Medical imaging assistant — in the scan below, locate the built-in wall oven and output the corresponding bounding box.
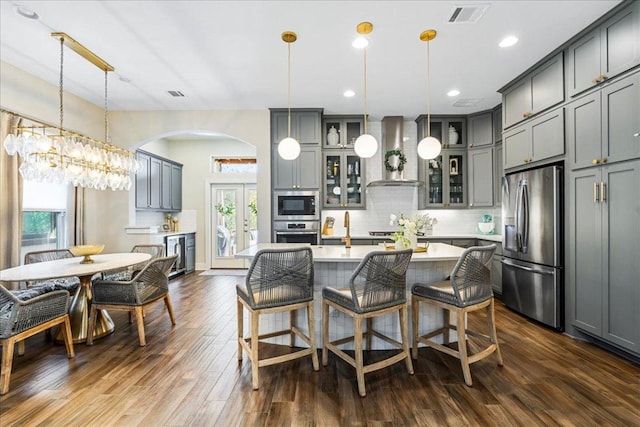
[273,221,320,245]
[273,191,319,221]
[166,235,186,278]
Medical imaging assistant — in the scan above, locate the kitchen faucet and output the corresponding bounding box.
[342,211,351,248]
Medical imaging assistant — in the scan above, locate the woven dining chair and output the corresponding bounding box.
[322,249,414,397]
[236,247,318,390]
[412,244,503,386]
[87,254,177,347]
[0,285,74,394]
[100,244,166,282]
[24,249,80,294]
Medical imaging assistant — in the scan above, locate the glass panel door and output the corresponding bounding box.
[428,156,444,205]
[211,184,256,268]
[324,154,342,207]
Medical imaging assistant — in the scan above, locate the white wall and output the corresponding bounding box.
[1,61,272,269]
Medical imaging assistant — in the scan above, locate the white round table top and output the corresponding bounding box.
[0,252,151,282]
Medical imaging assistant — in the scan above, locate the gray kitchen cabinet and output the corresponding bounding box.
[467,147,494,207]
[494,143,504,206]
[416,115,467,148]
[567,71,640,170]
[503,106,565,170]
[271,108,322,145]
[271,108,322,190]
[185,233,195,273]
[467,112,493,148]
[418,149,467,208]
[170,163,182,211]
[272,146,320,190]
[136,150,182,212]
[502,52,564,129]
[493,105,503,143]
[323,150,365,209]
[567,1,640,98]
[322,115,363,148]
[570,160,639,355]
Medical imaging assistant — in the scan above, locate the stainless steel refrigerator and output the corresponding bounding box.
[502,164,563,330]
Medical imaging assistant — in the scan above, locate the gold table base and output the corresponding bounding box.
[55,275,114,344]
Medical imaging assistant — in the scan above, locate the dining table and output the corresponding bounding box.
[0,252,151,344]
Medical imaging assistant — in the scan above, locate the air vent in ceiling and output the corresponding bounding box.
[453,98,483,107]
[448,4,489,23]
[168,90,185,97]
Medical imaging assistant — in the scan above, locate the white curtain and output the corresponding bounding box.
[0,112,23,269]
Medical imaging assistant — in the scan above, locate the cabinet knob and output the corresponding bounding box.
[469,203,474,207]
[592,77,599,84]
[522,112,532,118]
[633,132,639,137]
[598,74,607,82]
[600,157,606,164]
[592,158,599,165]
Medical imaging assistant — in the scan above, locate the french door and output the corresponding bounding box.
[211,184,257,268]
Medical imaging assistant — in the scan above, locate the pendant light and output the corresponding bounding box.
[353,22,378,159]
[277,31,301,160]
[417,29,442,160]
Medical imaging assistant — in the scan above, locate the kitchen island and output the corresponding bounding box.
[236,243,465,350]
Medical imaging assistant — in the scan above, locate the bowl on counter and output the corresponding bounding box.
[477,222,495,234]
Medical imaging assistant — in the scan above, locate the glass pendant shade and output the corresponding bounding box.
[277,136,301,160]
[354,134,378,158]
[417,136,442,160]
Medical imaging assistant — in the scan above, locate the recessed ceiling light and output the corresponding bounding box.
[499,36,518,48]
[343,90,355,98]
[14,5,39,20]
[352,36,369,49]
[447,89,460,97]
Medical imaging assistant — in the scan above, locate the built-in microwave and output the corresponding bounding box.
[273,190,319,221]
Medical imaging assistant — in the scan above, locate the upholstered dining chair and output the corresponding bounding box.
[322,249,414,397]
[24,249,80,294]
[411,244,502,386]
[236,247,318,390]
[0,285,74,395]
[100,244,166,282]
[86,254,177,347]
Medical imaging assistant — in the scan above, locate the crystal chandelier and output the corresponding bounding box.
[2,33,138,191]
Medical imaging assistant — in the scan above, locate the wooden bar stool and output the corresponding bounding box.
[236,247,319,390]
[412,244,503,386]
[322,249,414,397]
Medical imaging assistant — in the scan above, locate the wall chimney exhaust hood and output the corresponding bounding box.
[367,116,423,187]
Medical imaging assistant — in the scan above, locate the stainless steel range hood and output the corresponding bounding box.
[367,116,423,187]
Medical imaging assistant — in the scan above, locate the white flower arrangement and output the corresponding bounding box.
[389,213,437,248]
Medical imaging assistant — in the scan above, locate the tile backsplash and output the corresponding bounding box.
[323,186,501,236]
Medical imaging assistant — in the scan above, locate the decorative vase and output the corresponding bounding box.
[449,125,459,145]
[327,126,340,145]
[396,232,417,250]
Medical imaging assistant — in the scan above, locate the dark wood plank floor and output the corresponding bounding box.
[1,272,638,426]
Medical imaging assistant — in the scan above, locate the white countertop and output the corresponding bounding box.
[235,243,465,263]
[321,233,502,243]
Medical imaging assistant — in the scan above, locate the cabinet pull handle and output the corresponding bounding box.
[600,182,606,202]
[593,182,599,203]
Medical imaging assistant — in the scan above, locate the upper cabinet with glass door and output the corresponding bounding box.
[415,115,467,148]
[323,151,365,209]
[322,116,364,149]
[418,150,467,208]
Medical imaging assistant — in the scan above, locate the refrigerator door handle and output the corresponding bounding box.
[515,179,525,251]
[521,179,529,253]
[501,258,554,275]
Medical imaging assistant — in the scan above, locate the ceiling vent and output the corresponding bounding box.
[448,4,489,23]
[453,98,483,107]
[168,90,185,97]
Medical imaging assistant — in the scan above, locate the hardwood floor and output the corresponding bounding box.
[1,272,638,426]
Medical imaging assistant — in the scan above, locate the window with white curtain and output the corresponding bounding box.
[21,181,69,258]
